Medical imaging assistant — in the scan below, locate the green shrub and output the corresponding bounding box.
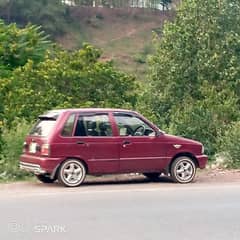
[134,44,153,64]
[0,119,32,181]
[134,54,146,64]
[96,13,104,20]
[165,85,239,157]
[4,45,138,125]
[216,121,240,168]
[86,17,102,29]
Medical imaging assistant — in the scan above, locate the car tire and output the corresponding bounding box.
[58,159,86,187]
[36,174,56,183]
[143,172,161,181]
[170,156,196,183]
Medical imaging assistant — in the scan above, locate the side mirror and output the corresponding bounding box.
[156,129,164,137]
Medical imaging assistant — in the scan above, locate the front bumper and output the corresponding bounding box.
[196,155,208,169]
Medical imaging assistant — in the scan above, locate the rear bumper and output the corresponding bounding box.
[20,154,63,175]
[20,162,46,175]
[196,155,208,169]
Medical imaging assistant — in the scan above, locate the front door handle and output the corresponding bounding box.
[76,141,86,145]
[122,141,131,147]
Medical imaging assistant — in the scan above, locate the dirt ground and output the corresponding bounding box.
[0,169,240,190]
[195,168,240,183]
[82,168,240,185]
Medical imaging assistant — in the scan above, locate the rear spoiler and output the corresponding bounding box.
[38,110,64,120]
[38,116,58,120]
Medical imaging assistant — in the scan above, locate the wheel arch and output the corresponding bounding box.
[51,157,89,180]
[167,152,199,174]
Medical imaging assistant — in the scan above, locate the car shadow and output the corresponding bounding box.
[32,175,175,188]
[82,175,174,186]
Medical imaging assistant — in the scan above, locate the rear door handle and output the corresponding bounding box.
[76,141,86,145]
[122,141,131,147]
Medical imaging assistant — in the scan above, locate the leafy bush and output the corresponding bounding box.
[216,121,240,168]
[86,16,102,29]
[3,44,138,124]
[96,13,104,20]
[0,120,32,181]
[0,0,71,37]
[134,54,146,64]
[0,97,3,154]
[145,0,240,159]
[0,20,51,70]
[134,44,153,64]
[168,85,240,156]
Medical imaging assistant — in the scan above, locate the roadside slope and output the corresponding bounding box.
[56,7,174,79]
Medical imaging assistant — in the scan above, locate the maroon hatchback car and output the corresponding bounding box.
[20,108,208,187]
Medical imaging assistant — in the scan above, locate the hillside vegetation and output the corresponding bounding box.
[0,1,175,78]
[57,7,173,78]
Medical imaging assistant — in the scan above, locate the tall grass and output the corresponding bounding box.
[216,121,240,168]
[0,119,32,182]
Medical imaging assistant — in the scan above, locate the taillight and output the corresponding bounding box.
[23,141,28,153]
[41,144,50,156]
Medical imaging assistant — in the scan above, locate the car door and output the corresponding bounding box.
[113,113,167,173]
[59,112,119,174]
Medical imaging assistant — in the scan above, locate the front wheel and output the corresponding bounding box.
[36,174,56,184]
[170,156,196,183]
[58,159,86,187]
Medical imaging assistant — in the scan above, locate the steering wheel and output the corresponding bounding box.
[123,125,134,136]
[133,125,146,136]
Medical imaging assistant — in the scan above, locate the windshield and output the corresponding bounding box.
[29,119,56,137]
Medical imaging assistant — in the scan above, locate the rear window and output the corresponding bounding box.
[29,119,56,137]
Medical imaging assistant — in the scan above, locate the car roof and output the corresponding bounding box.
[44,108,137,115]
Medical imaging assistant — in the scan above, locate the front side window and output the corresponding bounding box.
[114,114,155,137]
[74,114,112,137]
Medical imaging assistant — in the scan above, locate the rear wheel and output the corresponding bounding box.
[58,159,86,187]
[170,156,196,183]
[143,172,161,181]
[36,174,56,184]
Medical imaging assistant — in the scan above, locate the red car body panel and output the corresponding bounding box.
[20,108,208,177]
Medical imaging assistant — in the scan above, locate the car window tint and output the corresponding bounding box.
[74,117,87,136]
[74,114,112,137]
[114,114,155,136]
[61,114,75,137]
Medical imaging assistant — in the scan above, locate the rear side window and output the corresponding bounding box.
[74,114,112,137]
[30,119,56,137]
[61,114,76,137]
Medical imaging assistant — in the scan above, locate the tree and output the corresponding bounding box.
[160,0,172,10]
[0,19,51,70]
[0,0,70,36]
[145,0,240,155]
[0,96,3,154]
[0,20,137,126]
[3,44,138,124]
[217,121,240,168]
[0,20,51,150]
[168,84,239,155]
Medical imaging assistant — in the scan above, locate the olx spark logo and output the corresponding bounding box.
[34,224,67,233]
[8,222,67,233]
